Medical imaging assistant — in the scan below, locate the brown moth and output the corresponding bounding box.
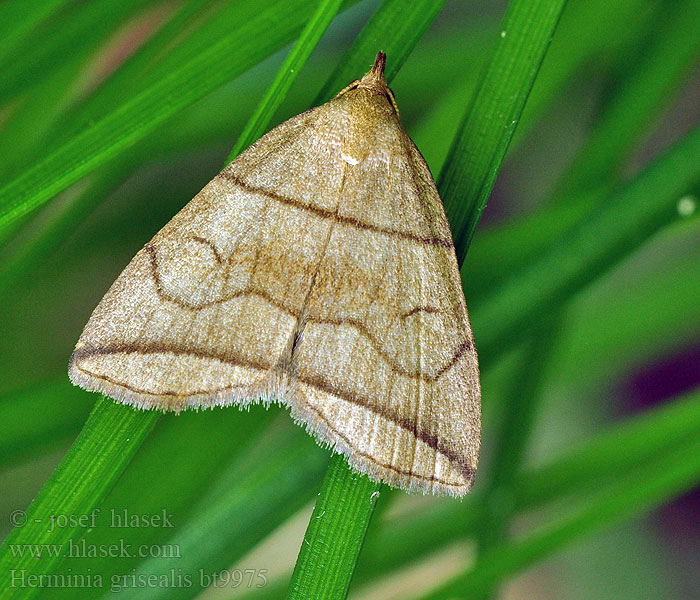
[69,52,481,497]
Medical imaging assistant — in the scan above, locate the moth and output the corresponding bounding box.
[70,52,481,497]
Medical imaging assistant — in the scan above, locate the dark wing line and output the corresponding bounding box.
[71,343,473,482]
[145,243,471,382]
[302,400,471,487]
[218,172,452,248]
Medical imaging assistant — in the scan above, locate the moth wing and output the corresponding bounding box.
[69,106,346,412]
[288,135,480,496]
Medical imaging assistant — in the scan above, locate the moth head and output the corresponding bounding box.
[334,51,400,119]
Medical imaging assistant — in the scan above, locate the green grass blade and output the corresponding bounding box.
[47,409,278,600]
[438,0,568,260]
[513,387,700,509]
[287,456,380,599]
[461,187,605,301]
[315,0,448,103]
[475,316,560,558]
[229,0,344,160]
[511,0,657,149]
[473,123,700,363]
[0,398,159,600]
[0,166,136,296]
[0,0,340,243]
[0,56,93,181]
[49,0,213,138]
[0,0,152,103]
[423,435,700,599]
[0,0,210,174]
[462,1,700,302]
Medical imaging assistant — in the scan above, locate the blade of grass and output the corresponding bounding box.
[438,0,568,260]
[461,187,606,301]
[48,412,279,600]
[0,164,140,297]
[0,0,355,244]
[287,456,380,599]
[423,434,700,599]
[0,379,92,468]
[462,0,700,303]
[474,316,560,556]
[358,386,700,588]
[0,398,159,600]
[472,123,700,365]
[0,0,153,104]
[510,0,657,149]
[109,422,328,600]
[0,0,204,173]
[0,54,97,181]
[0,0,69,68]
[315,0,448,103]
[52,0,213,132]
[229,0,344,159]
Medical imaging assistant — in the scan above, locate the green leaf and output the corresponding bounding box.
[554,0,700,195]
[0,0,213,176]
[112,422,328,600]
[0,379,92,468]
[315,0,448,103]
[472,122,700,364]
[353,387,700,589]
[474,316,561,559]
[511,0,657,148]
[0,0,152,103]
[0,0,70,68]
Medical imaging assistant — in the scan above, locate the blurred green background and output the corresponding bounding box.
[0,0,699,598]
